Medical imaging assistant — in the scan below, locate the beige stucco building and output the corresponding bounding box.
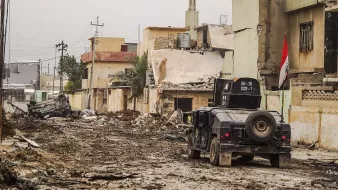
[71,37,137,113]
[226,0,338,90]
[139,27,190,57]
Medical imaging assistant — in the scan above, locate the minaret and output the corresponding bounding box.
[185,0,199,40]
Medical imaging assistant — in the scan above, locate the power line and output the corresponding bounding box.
[69,24,92,47]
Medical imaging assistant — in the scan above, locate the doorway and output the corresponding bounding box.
[174,98,193,112]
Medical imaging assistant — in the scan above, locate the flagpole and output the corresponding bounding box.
[279,33,288,123]
[281,84,285,122]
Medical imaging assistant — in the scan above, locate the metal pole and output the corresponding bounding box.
[37,59,41,90]
[88,37,95,109]
[281,85,285,122]
[0,0,6,141]
[88,17,104,109]
[60,41,64,93]
[53,45,56,94]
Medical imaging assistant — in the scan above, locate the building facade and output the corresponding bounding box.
[78,37,137,113]
[227,0,338,90]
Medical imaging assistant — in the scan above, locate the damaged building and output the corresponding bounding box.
[227,0,338,90]
[145,49,225,116]
[142,24,233,116]
[226,0,338,150]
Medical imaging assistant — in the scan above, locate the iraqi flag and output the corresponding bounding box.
[279,35,289,89]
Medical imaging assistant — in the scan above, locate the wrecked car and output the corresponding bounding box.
[187,78,292,168]
[28,94,73,119]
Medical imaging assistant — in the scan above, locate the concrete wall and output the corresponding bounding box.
[7,62,39,85]
[196,27,211,48]
[262,90,291,123]
[288,5,325,73]
[95,38,125,52]
[83,62,134,89]
[151,50,223,85]
[289,106,338,150]
[258,0,288,73]
[149,88,160,114]
[107,88,132,112]
[68,91,85,110]
[94,89,108,113]
[139,27,190,57]
[233,29,259,79]
[231,0,260,79]
[221,51,234,78]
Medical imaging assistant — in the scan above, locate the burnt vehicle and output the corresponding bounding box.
[28,94,73,119]
[187,78,291,168]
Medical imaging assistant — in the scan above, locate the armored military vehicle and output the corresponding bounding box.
[187,78,291,167]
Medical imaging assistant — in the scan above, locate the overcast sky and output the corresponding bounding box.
[8,0,232,73]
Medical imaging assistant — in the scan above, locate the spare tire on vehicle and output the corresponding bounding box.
[245,111,277,143]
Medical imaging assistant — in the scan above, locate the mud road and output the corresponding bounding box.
[1,113,337,190]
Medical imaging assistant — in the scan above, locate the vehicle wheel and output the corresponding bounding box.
[240,155,254,162]
[246,111,277,143]
[270,154,291,168]
[209,137,220,166]
[187,133,200,159]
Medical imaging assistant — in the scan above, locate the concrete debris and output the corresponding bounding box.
[19,135,40,148]
[168,110,182,124]
[82,115,98,121]
[80,109,96,117]
[151,75,217,91]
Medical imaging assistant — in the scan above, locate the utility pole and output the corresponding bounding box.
[53,45,57,95]
[37,59,41,90]
[56,40,68,93]
[87,17,104,109]
[52,66,56,96]
[0,0,6,141]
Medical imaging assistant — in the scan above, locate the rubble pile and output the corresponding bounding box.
[3,109,16,138]
[106,110,140,122]
[157,75,217,90]
[131,113,167,131]
[0,161,37,190]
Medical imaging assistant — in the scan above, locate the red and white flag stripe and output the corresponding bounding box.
[279,35,289,89]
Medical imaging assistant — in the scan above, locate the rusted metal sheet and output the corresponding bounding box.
[81,52,137,64]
